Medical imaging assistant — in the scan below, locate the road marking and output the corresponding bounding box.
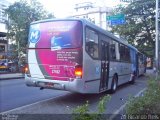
[109,88,146,120]
[0,93,68,114]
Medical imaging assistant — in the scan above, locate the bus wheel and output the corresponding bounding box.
[111,75,118,93]
[130,72,135,84]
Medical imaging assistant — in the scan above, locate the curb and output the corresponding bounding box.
[0,72,21,74]
[0,76,24,80]
[0,74,25,80]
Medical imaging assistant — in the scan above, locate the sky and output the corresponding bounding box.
[38,0,122,18]
[8,0,123,18]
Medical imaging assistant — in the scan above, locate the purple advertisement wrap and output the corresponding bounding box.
[28,20,83,81]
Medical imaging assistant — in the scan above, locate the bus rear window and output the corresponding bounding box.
[28,20,82,49]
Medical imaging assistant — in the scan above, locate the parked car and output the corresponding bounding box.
[0,59,9,71]
[0,59,18,72]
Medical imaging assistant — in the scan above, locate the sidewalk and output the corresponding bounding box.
[146,69,159,77]
[0,73,24,80]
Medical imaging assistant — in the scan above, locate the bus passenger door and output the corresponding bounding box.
[100,41,109,92]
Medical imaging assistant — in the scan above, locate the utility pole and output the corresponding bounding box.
[155,0,159,77]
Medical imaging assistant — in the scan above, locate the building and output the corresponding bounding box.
[0,0,10,58]
[69,2,113,31]
[68,0,133,30]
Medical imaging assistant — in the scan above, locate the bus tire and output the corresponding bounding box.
[111,74,118,93]
[130,72,135,84]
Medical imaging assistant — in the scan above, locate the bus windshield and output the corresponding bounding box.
[28,20,82,49]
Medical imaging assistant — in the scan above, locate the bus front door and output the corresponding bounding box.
[100,41,109,92]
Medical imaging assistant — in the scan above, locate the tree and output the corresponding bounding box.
[5,0,54,56]
[111,0,156,58]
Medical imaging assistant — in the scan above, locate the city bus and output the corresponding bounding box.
[25,18,139,94]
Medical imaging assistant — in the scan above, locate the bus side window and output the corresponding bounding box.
[119,44,125,61]
[110,41,116,60]
[85,27,99,59]
[110,44,116,60]
[110,41,120,61]
[125,47,131,62]
[115,42,120,60]
[119,44,131,62]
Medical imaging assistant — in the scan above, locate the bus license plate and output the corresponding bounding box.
[45,82,54,87]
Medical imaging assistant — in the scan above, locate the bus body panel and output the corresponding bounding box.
[82,51,101,93]
[109,62,132,85]
[27,48,82,80]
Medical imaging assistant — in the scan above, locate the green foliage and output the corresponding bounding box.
[110,0,156,58]
[5,0,54,55]
[73,101,90,114]
[125,76,160,114]
[97,95,111,114]
[73,95,111,120]
[73,101,93,120]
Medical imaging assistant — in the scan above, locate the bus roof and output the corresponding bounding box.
[30,18,137,51]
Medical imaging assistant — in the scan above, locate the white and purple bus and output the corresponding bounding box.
[25,18,139,93]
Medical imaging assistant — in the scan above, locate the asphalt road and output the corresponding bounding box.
[0,79,69,112]
[0,75,148,117]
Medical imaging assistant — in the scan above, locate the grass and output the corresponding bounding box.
[125,75,160,114]
[72,95,111,120]
[72,74,160,120]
